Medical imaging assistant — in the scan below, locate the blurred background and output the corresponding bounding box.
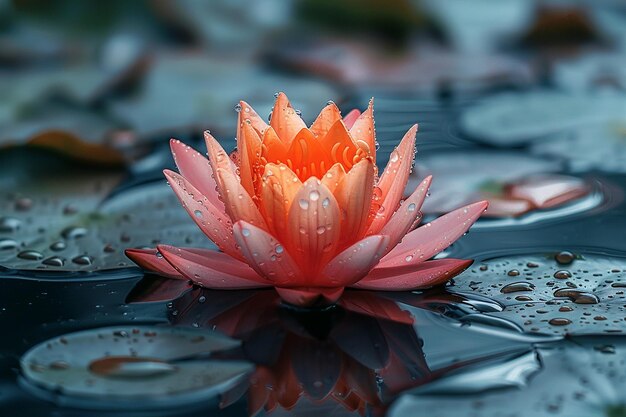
[2,0,625,163]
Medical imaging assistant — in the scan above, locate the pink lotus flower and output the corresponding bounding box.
[126,93,487,307]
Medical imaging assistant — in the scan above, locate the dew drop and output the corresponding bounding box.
[555,251,575,265]
[50,241,67,251]
[72,255,93,265]
[500,281,535,293]
[0,238,18,251]
[17,250,43,260]
[61,226,87,239]
[299,199,310,210]
[553,270,572,279]
[0,217,21,233]
[42,256,65,267]
[309,190,320,201]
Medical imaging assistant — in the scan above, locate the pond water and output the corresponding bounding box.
[2,91,626,417]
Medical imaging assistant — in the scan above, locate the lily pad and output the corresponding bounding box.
[408,150,596,219]
[273,39,533,93]
[20,325,251,410]
[449,252,626,335]
[421,0,533,52]
[532,122,626,174]
[390,336,626,417]
[460,91,626,147]
[0,149,215,275]
[553,53,626,92]
[109,54,338,138]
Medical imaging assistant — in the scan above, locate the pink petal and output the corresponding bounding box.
[286,178,341,277]
[348,99,375,157]
[215,168,268,230]
[275,287,344,307]
[125,248,183,279]
[379,175,432,253]
[322,235,389,287]
[157,245,271,289]
[232,221,304,286]
[368,124,418,234]
[163,169,244,261]
[169,139,224,211]
[352,258,472,290]
[343,109,361,130]
[506,174,589,208]
[237,100,269,136]
[379,201,488,268]
[204,131,238,175]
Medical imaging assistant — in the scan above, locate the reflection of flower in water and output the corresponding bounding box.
[148,287,507,416]
[126,93,487,307]
[168,289,424,415]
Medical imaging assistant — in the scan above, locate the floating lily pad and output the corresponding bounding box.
[390,336,626,417]
[0,149,215,275]
[421,0,533,52]
[20,325,251,410]
[532,122,626,174]
[553,53,626,92]
[449,252,626,335]
[110,54,338,138]
[408,150,596,219]
[460,91,626,146]
[273,39,533,93]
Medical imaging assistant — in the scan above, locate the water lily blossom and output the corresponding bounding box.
[126,93,488,307]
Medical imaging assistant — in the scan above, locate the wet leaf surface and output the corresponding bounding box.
[460,91,626,147]
[109,54,339,138]
[449,252,626,335]
[20,325,251,410]
[390,336,626,417]
[0,149,215,274]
